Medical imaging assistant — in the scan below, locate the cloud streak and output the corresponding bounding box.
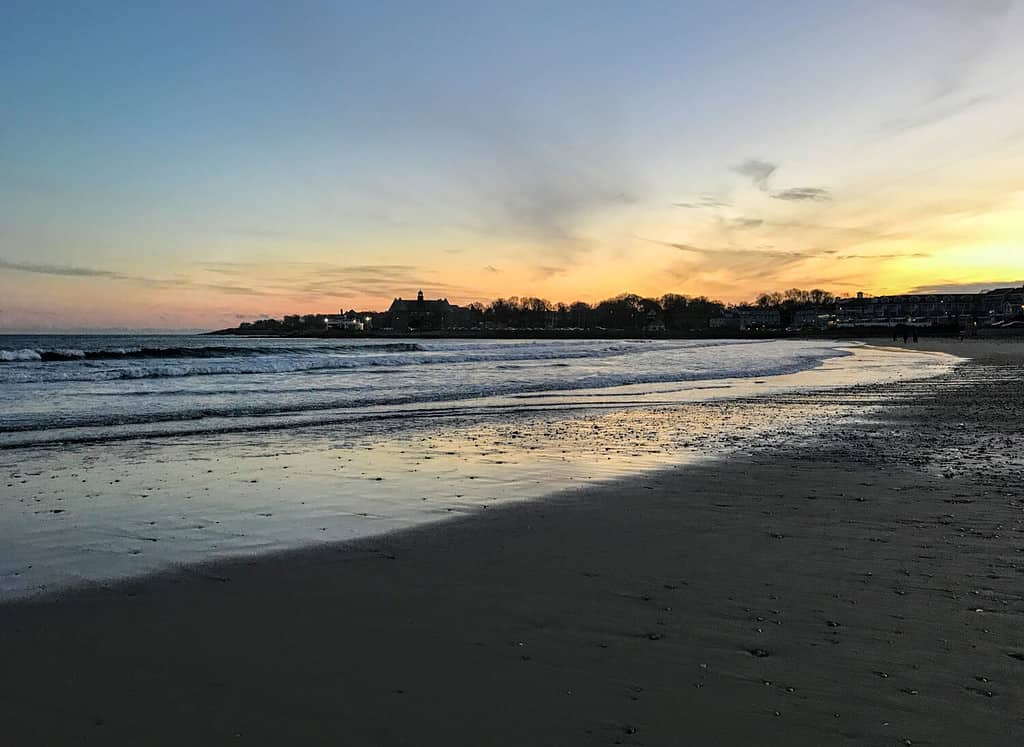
[729,159,832,204]
[673,194,733,209]
[0,256,477,302]
[832,251,930,260]
[657,241,808,260]
[908,279,1023,294]
[882,94,993,135]
[261,263,473,300]
[534,265,568,279]
[651,241,925,267]
[730,218,764,229]
[435,107,645,260]
[771,187,832,202]
[0,258,281,297]
[650,239,824,284]
[0,258,126,278]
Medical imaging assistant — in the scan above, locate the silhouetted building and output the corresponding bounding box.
[834,287,1024,328]
[739,306,781,330]
[706,286,1024,333]
[710,306,781,331]
[792,309,832,330]
[385,290,470,331]
[979,286,1024,325]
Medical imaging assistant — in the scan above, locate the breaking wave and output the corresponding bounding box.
[0,349,43,362]
[0,342,424,363]
[0,347,851,445]
[0,341,662,383]
[0,335,866,449]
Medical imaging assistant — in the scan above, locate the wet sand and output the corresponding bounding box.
[1,342,1022,745]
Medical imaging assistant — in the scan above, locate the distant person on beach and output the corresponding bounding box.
[903,329,909,343]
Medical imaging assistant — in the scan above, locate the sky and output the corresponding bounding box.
[1,0,1022,331]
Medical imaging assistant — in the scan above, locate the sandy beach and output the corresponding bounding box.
[6,1,1023,743]
[1,339,1022,745]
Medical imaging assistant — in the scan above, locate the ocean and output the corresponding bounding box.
[2,336,856,445]
[0,335,957,599]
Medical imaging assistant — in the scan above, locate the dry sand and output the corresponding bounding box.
[1,340,1022,745]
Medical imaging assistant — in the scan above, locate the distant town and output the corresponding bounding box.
[215,285,1024,338]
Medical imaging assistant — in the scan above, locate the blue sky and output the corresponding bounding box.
[1,1,1022,329]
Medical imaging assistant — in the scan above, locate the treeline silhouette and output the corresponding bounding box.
[753,288,838,309]
[465,293,726,331]
[468,288,839,330]
[234,288,840,333]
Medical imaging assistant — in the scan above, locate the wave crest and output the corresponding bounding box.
[0,349,43,362]
[1,342,425,363]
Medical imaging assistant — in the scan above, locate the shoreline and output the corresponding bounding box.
[2,346,1022,744]
[205,327,1024,343]
[0,343,956,602]
[0,341,949,454]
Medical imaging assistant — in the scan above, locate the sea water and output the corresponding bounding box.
[0,336,957,599]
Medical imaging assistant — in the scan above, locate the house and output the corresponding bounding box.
[384,291,464,331]
[737,306,781,331]
[834,287,1024,328]
[324,313,363,331]
[643,309,666,332]
[979,286,1024,323]
[709,315,742,331]
[791,308,832,330]
[709,307,781,332]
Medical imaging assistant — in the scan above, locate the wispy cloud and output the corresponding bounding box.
[730,217,764,229]
[655,238,929,268]
[0,256,469,301]
[881,94,993,135]
[729,160,832,204]
[218,227,314,241]
[266,263,471,300]
[908,279,1023,294]
[534,265,568,279]
[657,241,808,260]
[764,220,906,242]
[663,259,806,286]
[197,282,271,296]
[646,241,814,285]
[438,108,644,259]
[771,187,832,202]
[900,0,1013,100]
[673,194,733,209]
[832,251,930,260]
[732,159,777,191]
[0,258,126,278]
[878,0,1011,142]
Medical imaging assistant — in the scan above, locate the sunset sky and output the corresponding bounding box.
[2,1,1022,331]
